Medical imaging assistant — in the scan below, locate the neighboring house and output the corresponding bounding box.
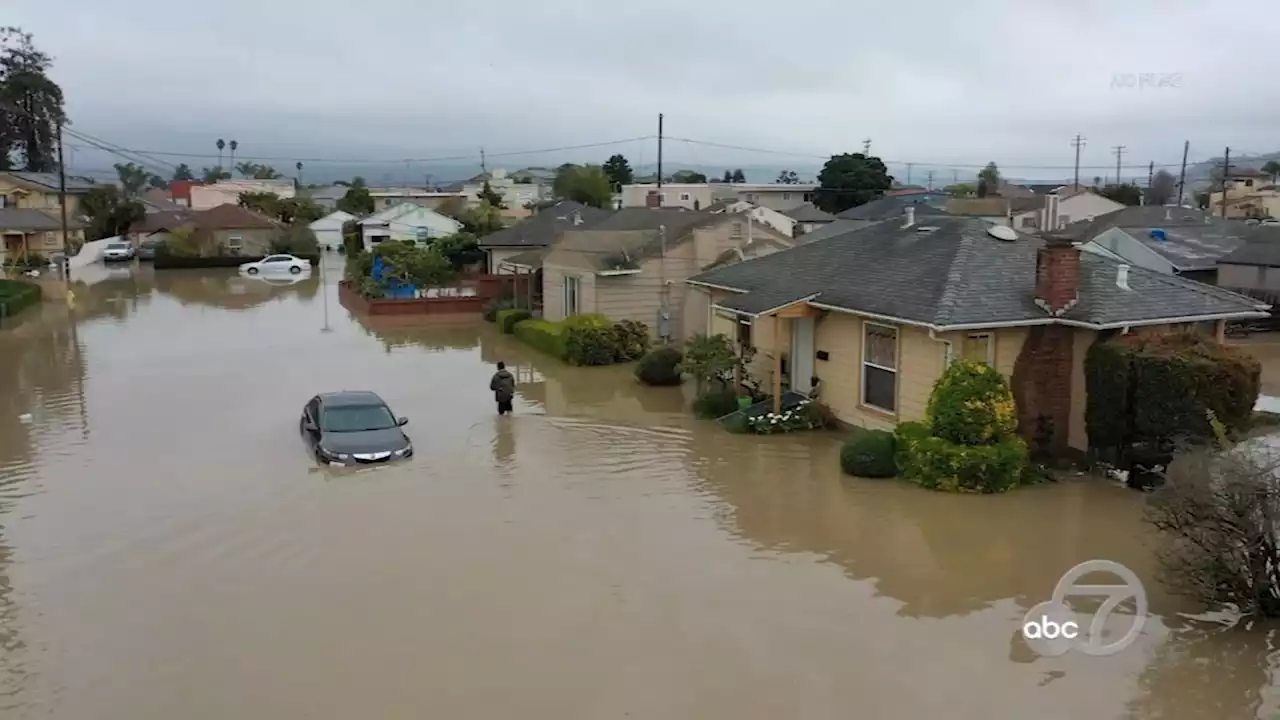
[838,196,954,231]
[620,183,715,210]
[368,187,469,213]
[168,179,202,207]
[0,172,95,259]
[1065,206,1256,284]
[705,199,796,237]
[461,168,548,219]
[1009,188,1126,232]
[358,201,463,251]
[304,185,352,212]
[479,200,610,274]
[309,210,357,250]
[541,208,794,342]
[189,179,296,210]
[1209,171,1280,219]
[685,216,1267,455]
[143,203,280,256]
[1215,228,1280,300]
[716,183,818,212]
[140,188,187,213]
[0,208,85,263]
[783,203,837,236]
[944,197,1012,224]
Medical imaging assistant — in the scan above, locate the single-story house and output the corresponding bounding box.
[358,201,463,251]
[783,203,837,237]
[837,195,954,231]
[189,179,296,211]
[1208,227,1280,301]
[309,210,357,250]
[1064,206,1260,284]
[1008,187,1126,232]
[685,215,1268,455]
[0,207,85,263]
[541,208,794,342]
[478,200,610,274]
[704,199,796,237]
[303,185,351,212]
[142,203,279,256]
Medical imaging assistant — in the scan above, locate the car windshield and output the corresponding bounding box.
[322,404,397,432]
[107,243,127,250]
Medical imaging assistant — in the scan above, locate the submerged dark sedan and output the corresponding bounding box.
[300,391,412,466]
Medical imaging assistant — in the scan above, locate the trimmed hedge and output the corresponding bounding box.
[483,296,524,322]
[561,313,610,330]
[0,279,42,318]
[636,347,683,386]
[693,388,739,419]
[840,428,897,478]
[565,324,618,365]
[496,308,532,334]
[895,421,1028,493]
[926,359,1017,445]
[1085,333,1261,458]
[513,318,567,359]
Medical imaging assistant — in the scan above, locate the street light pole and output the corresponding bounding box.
[320,251,332,333]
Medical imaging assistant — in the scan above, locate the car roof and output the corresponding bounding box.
[317,390,386,407]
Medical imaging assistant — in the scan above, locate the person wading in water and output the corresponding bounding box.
[489,361,516,415]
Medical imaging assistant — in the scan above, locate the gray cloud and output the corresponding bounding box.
[8,0,1280,180]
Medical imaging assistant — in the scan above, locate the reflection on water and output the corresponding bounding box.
[0,267,1276,718]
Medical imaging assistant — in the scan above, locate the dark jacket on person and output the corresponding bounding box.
[489,369,516,402]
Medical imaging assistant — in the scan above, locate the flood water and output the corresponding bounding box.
[1,261,1278,719]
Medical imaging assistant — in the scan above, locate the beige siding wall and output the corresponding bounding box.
[595,241,694,339]
[1219,262,1280,290]
[540,263,596,322]
[487,247,531,274]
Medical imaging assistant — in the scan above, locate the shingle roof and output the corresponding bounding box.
[477,201,610,247]
[0,207,65,231]
[836,196,954,221]
[782,203,836,223]
[549,209,778,272]
[501,248,547,269]
[1217,227,1280,267]
[1061,206,1260,271]
[689,217,1266,328]
[794,218,872,243]
[194,203,278,230]
[3,171,97,193]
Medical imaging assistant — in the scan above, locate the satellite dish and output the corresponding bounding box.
[987,225,1019,242]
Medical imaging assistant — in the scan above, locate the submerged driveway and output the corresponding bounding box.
[0,264,1275,719]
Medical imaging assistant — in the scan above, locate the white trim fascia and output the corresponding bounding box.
[686,278,749,293]
[597,268,642,276]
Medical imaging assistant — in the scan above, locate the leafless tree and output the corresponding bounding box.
[1146,442,1280,617]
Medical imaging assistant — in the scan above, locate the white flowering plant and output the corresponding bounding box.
[744,400,825,434]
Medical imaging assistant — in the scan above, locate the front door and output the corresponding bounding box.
[790,316,815,394]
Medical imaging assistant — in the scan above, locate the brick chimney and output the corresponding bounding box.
[1034,232,1080,316]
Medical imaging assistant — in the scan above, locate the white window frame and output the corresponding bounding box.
[861,322,898,413]
[226,235,244,251]
[782,192,791,201]
[563,275,581,316]
[947,332,994,365]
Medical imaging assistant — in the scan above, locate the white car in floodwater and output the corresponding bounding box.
[239,254,311,276]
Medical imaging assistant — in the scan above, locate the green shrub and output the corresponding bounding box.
[926,358,1017,445]
[892,421,932,471]
[564,324,618,365]
[496,308,532,334]
[635,347,684,386]
[895,423,1028,493]
[482,295,526,322]
[562,313,610,330]
[693,388,740,419]
[840,428,897,477]
[612,320,650,361]
[513,319,567,359]
[744,402,826,434]
[0,279,42,317]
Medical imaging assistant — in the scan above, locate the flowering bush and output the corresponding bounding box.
[926,359,1017,445]
[894,422,1027,493]
[744,401,826,434]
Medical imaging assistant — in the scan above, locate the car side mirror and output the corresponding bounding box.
[397,417,409,426]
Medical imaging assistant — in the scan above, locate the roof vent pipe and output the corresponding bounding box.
[1117,263,1131,290]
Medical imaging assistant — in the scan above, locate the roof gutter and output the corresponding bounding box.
[711,303,761,319]
[686,278,750,294]
[808,300,1269,332]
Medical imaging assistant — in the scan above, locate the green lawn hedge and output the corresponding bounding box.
[496,308,532,334]
[894,421,1027,493]
[0,279,42,318]
[636,347,683,386]
[840,428,897,477]
[513,318,567,359]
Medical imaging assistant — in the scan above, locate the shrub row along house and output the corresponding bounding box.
[683,212,1268,456]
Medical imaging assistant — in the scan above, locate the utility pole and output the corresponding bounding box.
[952,170,959,186]
[657,223,669,344]
[1071,134,1086,188]
[479,148,486,175]
[1176,140,1189,207]
[862,138,871,155]
[656,113,664,190]
[926,170,934,191]
[56,120,70,278]
[1221,147,1231,218]
[320,250,332,333]
[1112,145,1126,185]
[905,163,913,185]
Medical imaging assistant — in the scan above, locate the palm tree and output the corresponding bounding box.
[295,161,303,186]
[216,138,225,168]
[1262,160,1280,185]
[229,140,238,171]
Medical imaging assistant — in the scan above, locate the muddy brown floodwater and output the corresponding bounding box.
[0,263,1277,719]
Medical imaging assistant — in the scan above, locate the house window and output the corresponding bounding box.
[563,275,581,316]
[862,323,897,412]
[961,333,993,364]
[803,192,814,202]
[1246,179,1254,187]
[1022,215,1038,229]
[782,192,791,201]
[737,318,752,350]
[227,235,243,252]
[0,195,6,208]
[730,222,744,239]
[680,192,691,201]
[746,193,757,202]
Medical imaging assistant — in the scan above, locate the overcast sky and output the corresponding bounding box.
[7,0,1279,181]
